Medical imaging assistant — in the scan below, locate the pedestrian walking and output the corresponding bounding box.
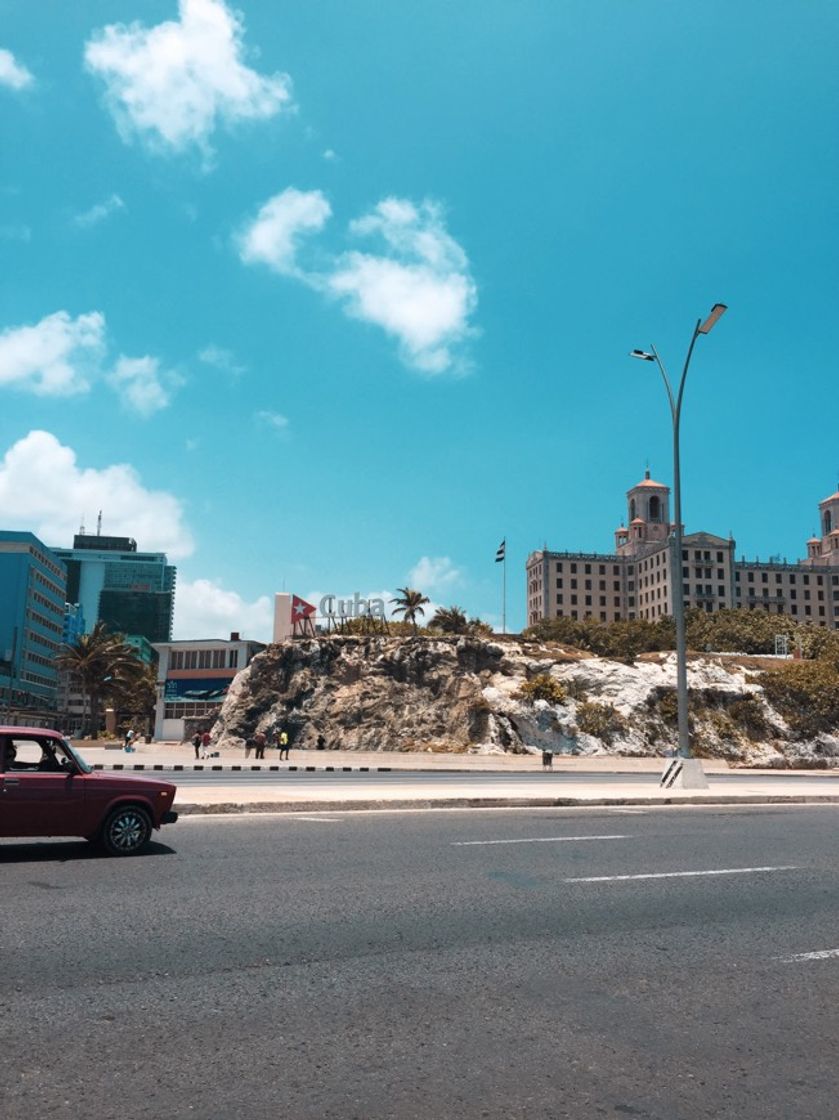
[192,731,201,760]
[254,730,267,760]
[316,732,326,751]
[201,730,211,759]
[277,729,290,760]
[542,749,553,771]
[124,728,135,752]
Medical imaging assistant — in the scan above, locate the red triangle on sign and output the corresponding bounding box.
[292,595,316,619]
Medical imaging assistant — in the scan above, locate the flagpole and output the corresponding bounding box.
[502,542,507,635]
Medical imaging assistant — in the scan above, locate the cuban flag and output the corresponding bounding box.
[292,595,316,620]
[495,539,506,563]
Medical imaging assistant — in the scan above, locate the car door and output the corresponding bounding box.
[0,736,85,837]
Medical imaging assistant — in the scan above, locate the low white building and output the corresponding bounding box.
[152,633,266,741]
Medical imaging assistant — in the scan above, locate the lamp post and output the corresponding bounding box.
[630,303,727,760]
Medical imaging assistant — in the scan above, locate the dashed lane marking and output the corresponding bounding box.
[777,948,839,963]
[452,834,629,846]
[564,865,799,883]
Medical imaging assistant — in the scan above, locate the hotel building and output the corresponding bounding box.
[526,473,839,630]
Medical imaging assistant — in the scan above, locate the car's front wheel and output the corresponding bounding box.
[99,805,152,856]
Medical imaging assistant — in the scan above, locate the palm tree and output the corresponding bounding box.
[429,606,469,634]
[57,621,145,738]
[390,587,431,635]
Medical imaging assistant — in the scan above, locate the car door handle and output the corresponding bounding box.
[3,777,20,785]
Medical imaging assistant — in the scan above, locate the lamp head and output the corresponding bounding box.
[698,303,727,334]
[629,349,656,362]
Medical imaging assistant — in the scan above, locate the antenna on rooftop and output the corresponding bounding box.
[79,515,86,535]
[96,511,102,536]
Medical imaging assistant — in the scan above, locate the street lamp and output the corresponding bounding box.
[630,304,727,763]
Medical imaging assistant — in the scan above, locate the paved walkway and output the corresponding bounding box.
[73,741,839,814]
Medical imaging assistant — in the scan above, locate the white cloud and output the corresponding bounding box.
[407,555,462,594]
[0,310,105,395]
[174,578,273,640]
[238,190,478,374]
[322,148,337,161]
[198,343,246,377]
[0,430,194,558]
[0,48,34,91]
[255,409,289,433]
[237,187,331,275]
[327,199,477,374]
[84,0,293,157]
[74,193,125,228]
[108,355,182,416]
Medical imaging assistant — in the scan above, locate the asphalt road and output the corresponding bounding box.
[2,805,839,1119]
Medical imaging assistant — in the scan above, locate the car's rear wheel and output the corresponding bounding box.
[99,805,152,856]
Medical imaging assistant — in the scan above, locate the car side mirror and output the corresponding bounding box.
[60,758,76,774]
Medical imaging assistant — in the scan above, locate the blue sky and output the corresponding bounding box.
[1,0,837,639]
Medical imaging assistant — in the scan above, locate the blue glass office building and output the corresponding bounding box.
[0,531,67,712]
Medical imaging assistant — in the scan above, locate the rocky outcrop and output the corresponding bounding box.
[210,635,839,767]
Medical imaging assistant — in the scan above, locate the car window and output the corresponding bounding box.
[6,737,64,771]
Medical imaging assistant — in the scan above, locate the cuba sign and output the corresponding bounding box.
[319,593,387,620]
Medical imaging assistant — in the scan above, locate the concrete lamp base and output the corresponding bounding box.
[660,757,709,791]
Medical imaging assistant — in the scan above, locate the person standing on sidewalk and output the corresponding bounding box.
[254,730,267,760]
[192,731,201,760]
[542,749,553,771]
[201,730,211,758]
[277,729,290,760]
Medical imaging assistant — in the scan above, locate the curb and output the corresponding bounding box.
[174,794,839,815]
[94,763,395,773]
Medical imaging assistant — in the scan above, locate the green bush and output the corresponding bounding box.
[726,695,770,740]
[519,674,568,705]
[760,661,839,738]
[576,700,627,745]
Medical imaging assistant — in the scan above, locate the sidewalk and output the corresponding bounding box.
[77,741,742,773]
[73,742,839,814]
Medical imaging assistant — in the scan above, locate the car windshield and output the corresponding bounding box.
[61,738,93,774]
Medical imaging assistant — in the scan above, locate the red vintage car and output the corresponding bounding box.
[0,726,177,855]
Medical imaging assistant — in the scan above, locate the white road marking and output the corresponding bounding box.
[777,948,839,963]
[178,812,343,822]
[564,865,799,883]
[452,834,629,846]
[292,816,344,823]
[609,809,647,815]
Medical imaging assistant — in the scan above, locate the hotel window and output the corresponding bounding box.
[556,578,563,588]
[599,565,605,575]
[716,552,723,562]
[791,605,798,615]
[612,565,619,575]
[790,589,797,600]
[599,580,606,590]
[599,596,606,607]
[571,611,578,620]
[718,586,724,597]
[614,597,620,608]
[805,606,812,615]
[228,649,239,668]
[570,563,577,573]
[761,572,768,583]
[820,606,826,616]
[613,581,620,591]
[748,572,754,582]
[585,595,592,606]
[600,612,607,621]
[556,595,563,605]
[584,564,591,574]
[571,595,578,605]
[571,578,577,589]
[585,579,592,590]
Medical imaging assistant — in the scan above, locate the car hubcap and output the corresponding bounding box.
[111,812,144,850]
